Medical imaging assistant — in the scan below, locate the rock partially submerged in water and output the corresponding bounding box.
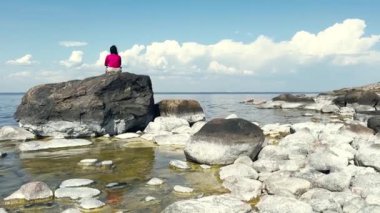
[273,93,315,103]
[162,194,252,213]
[185,118,264,165]
[19,139,92,151]
[173,185,194,193]
[158,99,205,124]
[54,187,100,200]
[15,73,155,137]
[4,181,53,204]
[79,198,106,210]
[0,126,35,141]
[59,179,94,188]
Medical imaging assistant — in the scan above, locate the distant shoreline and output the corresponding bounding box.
[0,92,321,95]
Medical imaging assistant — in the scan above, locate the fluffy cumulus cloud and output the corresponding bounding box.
[6,54,35,65]
[60,50,84,68]
[59,41,88,47]
[90,19,380,76]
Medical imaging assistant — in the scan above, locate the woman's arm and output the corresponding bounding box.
[104,55,108,67]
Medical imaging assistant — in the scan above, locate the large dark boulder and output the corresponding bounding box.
[368,116,380,133]
[15,73,155,137]
[272,93,314,103]
[158,99,205,124]
[333,91,380,108]
[184,118,264,165]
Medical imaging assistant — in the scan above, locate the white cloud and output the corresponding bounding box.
[84,19,379,76]
[59,51,84,68]
[95,51,109,66]
[59,41,88,47]
[6,54,35,65]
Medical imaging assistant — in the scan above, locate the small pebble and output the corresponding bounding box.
[60,179,94,188]
[147,178,164,186]
[78,159,98,166]
[106,182,127,189]
[174,185,194,193]
[100,160,114,168]
[169,160,190,169]
[303,113,313,117]
[145,196,156,202]
[200,164,211,169]
[79,198,105,210]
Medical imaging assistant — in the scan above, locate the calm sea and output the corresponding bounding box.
[0,92,319,127]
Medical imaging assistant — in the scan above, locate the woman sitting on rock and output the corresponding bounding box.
[104,45,122,74]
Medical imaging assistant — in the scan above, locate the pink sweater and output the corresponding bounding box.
[105,54,121,68]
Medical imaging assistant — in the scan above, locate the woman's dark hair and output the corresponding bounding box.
[110,45,118,54]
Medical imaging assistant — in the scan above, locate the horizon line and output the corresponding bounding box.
[0,91,322,95]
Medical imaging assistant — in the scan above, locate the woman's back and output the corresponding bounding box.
[105,54,121,68]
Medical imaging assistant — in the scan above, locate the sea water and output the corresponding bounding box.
[0,92,321,212]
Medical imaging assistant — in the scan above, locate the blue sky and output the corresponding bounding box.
[1,0,380,92]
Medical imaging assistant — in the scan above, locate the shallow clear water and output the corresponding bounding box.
[0,93,326,212]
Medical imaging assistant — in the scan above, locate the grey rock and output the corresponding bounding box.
[147,177,164,186]
[173,185,194,193]
[343,197,366,213]
[351,173,380,198]
[190,121,206,135]
[219,163,258,180]
[162,194,252,213]
[308,150,348,172]
[222,176,262,201]
[257,195,313,213]
[368,116,380,133]
[19,139,92,152]
[59,179,94,188]
[15,73,155,137]
[144,117,189,133]
[272,93,315,103]
[314,170,352,192]
[233,155,254,167]
[169,160,189,169]
[321,104,340,113]
[158,99,205,124]
[54,187,100,200]
[145,196,156,202]
[4,181,53,201]
[356,144,380,171]
[185,118,264,165]
[265,177,311,197]
[78,159,98,166]
[79,198,105,210]
[0,126,35,141]
[252,159,280,173]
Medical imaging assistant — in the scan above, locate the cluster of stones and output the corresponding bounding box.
[3,179,105,212]
[162,118,380,212]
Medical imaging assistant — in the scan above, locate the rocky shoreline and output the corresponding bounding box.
[1,76,380,212]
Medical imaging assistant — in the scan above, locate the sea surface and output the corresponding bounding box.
[0,92,323,212]
[0,92,318,127]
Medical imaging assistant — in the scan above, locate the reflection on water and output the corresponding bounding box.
[0,139,225,212]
